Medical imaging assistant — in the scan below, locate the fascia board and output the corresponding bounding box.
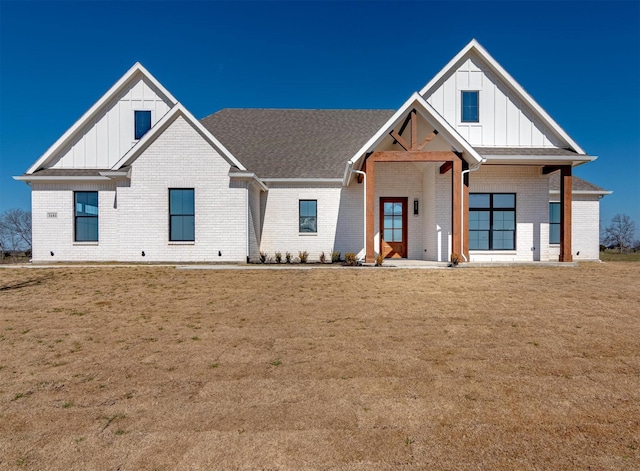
[550,190,613,195]
[414,94,484,164]
[420,40,586,155]
[342,94,421,185]
[262,178,343,183]
[13,175,111,182]
[342,92,485,186]
[26,63,178,175]
[228,171,268,191]
[482,155,597,165]
[419,39,479,96]
[112,104,247,171]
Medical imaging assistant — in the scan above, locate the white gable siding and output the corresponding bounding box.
[49,76,172,170]
[424,55,564,148]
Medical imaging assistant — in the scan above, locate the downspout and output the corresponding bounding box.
[246,183,250,264]
[349,162,367,262]
[460,161,484,262]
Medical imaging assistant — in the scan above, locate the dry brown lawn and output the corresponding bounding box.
[0,263,639,470]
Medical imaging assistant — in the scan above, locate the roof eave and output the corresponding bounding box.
[13,175,111,182]
[228,170,268,191]
[550,190,613,196]
[112,104,247,171]
[482,155,597,166]
[343,92,485,186]
[26,62,178,175]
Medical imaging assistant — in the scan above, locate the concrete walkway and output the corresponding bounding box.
[1,260,579,270]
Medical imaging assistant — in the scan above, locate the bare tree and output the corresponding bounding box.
[602,214,636,252]
[0,209,32,255]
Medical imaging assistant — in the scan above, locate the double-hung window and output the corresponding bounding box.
[75,191,98,242]
[169,189,195,241]
[469,193,516,250]
[461,91,479,123]
[299,200,317,233]
[549,202,561,244]
[134,110,152,140]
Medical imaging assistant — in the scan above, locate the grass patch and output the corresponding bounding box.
[600,250,640,262]
[0,264,638,469]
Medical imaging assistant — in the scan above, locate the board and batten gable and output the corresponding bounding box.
[423,52,566,149]
[47,76,172,169]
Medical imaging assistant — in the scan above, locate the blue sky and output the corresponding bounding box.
[1,1,639,236]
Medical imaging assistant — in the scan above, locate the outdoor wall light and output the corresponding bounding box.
[141,251,145,257]
[414,199,419,215]
[50,251,54,257]
[218,251,222,257]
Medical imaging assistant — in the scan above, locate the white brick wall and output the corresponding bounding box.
[548,194,601,261]
[374,162,427,260]
[468,166,548,262]
[259,182,364,261]
[31,115,249,263]
[32,182,121,262]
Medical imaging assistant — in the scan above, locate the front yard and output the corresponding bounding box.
[0,263,638,470]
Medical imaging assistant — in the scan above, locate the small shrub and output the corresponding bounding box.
[450,253,461,266]
[274,252,282,264]
[344,252,358,266]
[319,251,326,263]
[259,251,267,264]
[299,251,309,264]
[331,250,341,263]
[375,252,384,266]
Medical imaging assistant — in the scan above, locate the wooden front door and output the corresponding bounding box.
[380,197,408,258]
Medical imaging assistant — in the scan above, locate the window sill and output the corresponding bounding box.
[299,232,318,236]
[169,241,195,245]
[470,250,516,254]
[74,242,98,246]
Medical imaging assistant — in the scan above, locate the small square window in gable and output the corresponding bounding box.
[134,110,152,140]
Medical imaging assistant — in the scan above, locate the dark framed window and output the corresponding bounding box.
[299,200,317,233]
[134,110,152,139]
[75,191,98,242]
[461,90,479,123]
[549,202,561,244]
[469,193,516,250]
[169,189,195,241]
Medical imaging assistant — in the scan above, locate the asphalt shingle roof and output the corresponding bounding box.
[548,173,609,193]
[200,108,394,179]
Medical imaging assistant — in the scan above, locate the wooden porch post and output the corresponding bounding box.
[559,165,573,262]
[365,160,375,263]
[452,157,462,260]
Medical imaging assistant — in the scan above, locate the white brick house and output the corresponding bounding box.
[15,40,610,263]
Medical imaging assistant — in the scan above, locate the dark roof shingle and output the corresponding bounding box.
[548,173,609,193]
[200,108,394,179]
